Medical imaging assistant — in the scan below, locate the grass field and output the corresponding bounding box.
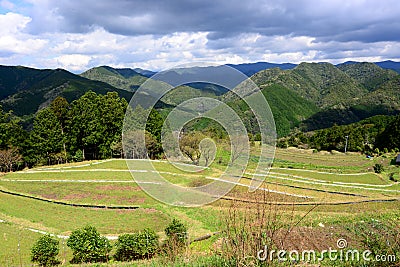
[0,147,399,266]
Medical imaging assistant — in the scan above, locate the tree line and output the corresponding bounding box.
[0,89,228,172]
[0,91,164,171]
[278,115,400,154]
[2,90,400,172]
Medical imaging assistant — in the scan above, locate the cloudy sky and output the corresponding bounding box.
[0,0,399,72]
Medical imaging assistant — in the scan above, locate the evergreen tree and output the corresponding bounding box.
[31,107,63,165]
[50,96,70,161]
[146,108,163,142]
[376,115,400,150]
[67,91,101,160]
[97,92,127,158]
[0,106,24,150]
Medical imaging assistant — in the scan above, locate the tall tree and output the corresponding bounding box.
[98,92,127,158]
[50,96,69,161]
[146,109,163,142]
[67,91,128,160]
[67,91,101,160]
[0,106,24,150]
[31,107,63,165]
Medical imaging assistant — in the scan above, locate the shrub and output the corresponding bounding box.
[373,163,384,174]
[389,173,398,182]
[31,234,60,267]
[114,229,159,261]
[73,149,83,162]
[164,218,188,246]
[162,219,188,260]
[67,225,111,264]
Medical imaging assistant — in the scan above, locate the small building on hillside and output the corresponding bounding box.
[396,154,400,165]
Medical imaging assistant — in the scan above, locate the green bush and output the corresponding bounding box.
[389,173,398,182]
[73,149,83,162]
[164,218,188,245]
[374,163,384,174]
[66,225,111,264]
[114,228,159,261]
[31,234,60,267]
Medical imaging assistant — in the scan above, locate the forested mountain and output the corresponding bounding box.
[0,65,133,116]
[1,62,400,170]
[227,60,400,76]
[251,62,400,131]
[337,62,398,91]
[223,83,319,137]
[375,60,400,73]
[227,62,297,76]
[252,62,367,108]
[80,66,148,91]
[81,66,228,108]
[1,61,400,135]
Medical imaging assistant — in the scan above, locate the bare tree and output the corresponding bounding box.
[0,148,22,172]
[123,130,147,159]
[179,132,204,165]
[199,138,216,166]
[230,134,249,164]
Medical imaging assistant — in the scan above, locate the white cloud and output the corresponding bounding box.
[54,54,92,71]
[0,35,47,54]
[0,1,398,72]
[0,12,31,34]
[52,28,128,54]
[0,12,47,54]
[262,51,319,64]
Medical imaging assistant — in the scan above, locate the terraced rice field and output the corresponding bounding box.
[0,148,399,265]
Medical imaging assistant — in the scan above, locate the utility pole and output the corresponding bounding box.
[344,135,349,153]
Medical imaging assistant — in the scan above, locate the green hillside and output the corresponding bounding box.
[338,62,399,91]
[251,62,400,131]
[224,83,319,137]
[252,62,367,108]
[81,66,225,107]
[279,113,399,153]
[290,62,368,107]
[2,62,400,136]
[0,65,133,116]
[161,85,221,106]
[80,66,148,91]
[261,84,319,136]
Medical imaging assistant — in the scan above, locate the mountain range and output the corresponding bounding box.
[1,60,399,136]
[0,65,133,117]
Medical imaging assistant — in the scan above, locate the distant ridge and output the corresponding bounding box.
[226,60,400,76]
[0,65,133,116]
[337,60,400,73]
[80,60,400,80]
[375,60,400,73]
[80,66,148,91]
[226,62,297,76]
[133,68,156,78]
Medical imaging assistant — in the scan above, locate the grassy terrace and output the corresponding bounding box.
[0,148,399,266]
